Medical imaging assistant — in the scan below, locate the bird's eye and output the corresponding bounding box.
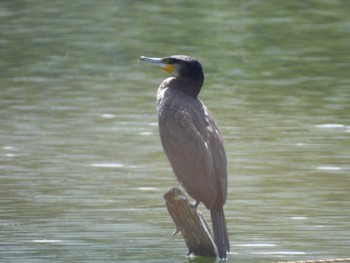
[162,58,171,64]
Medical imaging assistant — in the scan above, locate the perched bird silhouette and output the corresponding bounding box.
[139,55,230,259]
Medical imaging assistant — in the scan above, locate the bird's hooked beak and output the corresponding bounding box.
[139,56,175,75]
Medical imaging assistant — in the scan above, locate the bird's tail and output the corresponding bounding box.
[210,209,230,259]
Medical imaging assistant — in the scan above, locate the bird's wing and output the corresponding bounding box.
[159,99,227,209]
[204,105,227,209]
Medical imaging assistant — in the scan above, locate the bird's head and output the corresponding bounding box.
[139,55,204,98]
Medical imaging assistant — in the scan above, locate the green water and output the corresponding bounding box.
[1,1,349,262]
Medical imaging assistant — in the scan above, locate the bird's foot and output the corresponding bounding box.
[190,200,200,210]
[172,226,181,236]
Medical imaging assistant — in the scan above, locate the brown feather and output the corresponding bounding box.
[157,77,227,210]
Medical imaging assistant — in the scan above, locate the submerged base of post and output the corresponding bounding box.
[164,187,218,258]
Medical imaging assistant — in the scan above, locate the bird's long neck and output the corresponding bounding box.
[170,76,203,99]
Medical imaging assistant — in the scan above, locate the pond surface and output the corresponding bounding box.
[1,1,350,262]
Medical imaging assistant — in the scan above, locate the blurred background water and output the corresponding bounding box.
[1,1,349,262]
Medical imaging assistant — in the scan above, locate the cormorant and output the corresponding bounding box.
[139,55,230,259]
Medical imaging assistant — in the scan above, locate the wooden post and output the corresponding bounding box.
[164,188,350,263]
[164,187,218,258]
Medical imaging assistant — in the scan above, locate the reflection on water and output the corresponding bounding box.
[1,1,349,262]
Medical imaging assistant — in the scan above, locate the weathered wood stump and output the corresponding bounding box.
[164,188,350,263]
[164,187,218,258]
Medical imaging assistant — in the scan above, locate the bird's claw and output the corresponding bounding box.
[172,227,181,236]
[190,200,200,210]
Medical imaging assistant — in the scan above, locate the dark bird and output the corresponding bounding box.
[139,55,230,259]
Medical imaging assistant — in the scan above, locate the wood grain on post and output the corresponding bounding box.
[164,187,218,258]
